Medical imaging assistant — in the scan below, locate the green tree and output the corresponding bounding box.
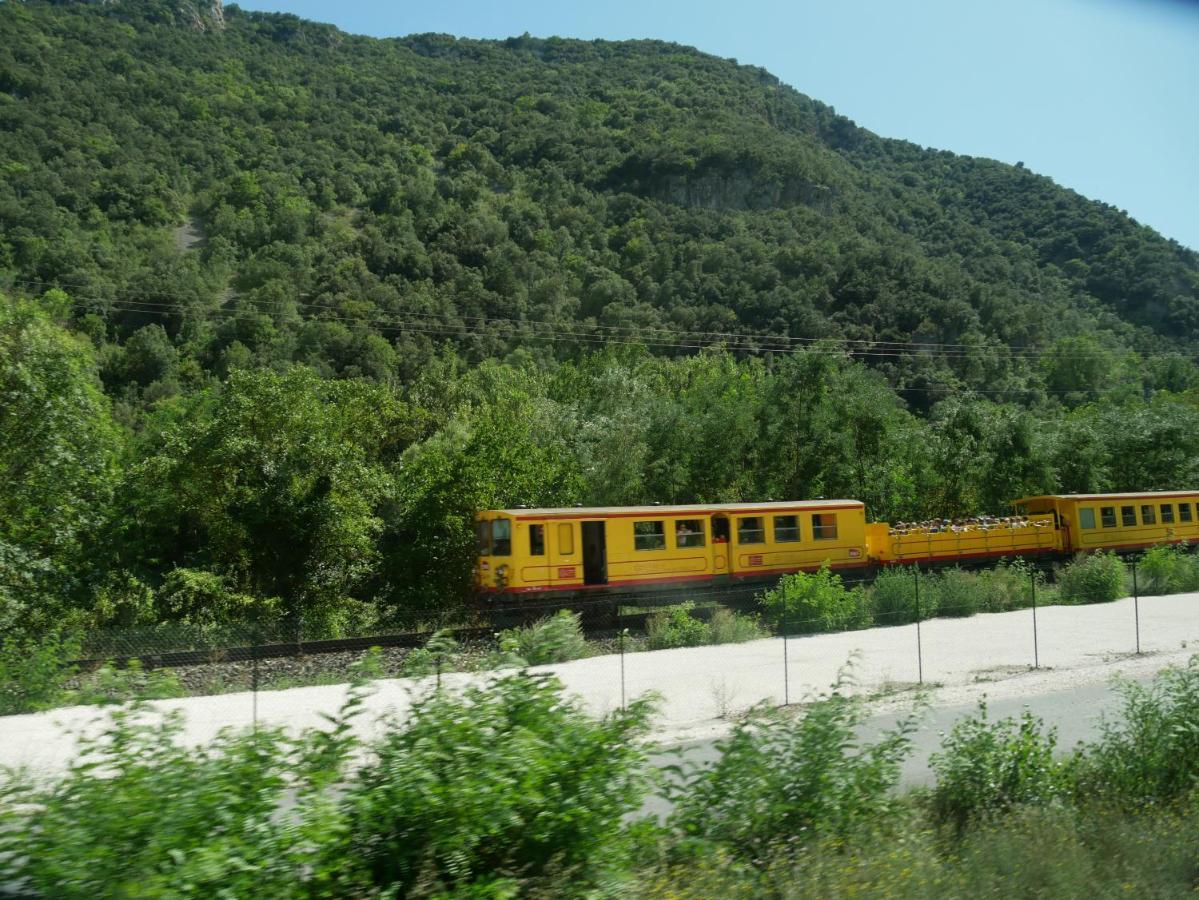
[118,367,419,632]
[0,296,122,632]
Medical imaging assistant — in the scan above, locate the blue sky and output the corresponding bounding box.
[234,0,1199,251]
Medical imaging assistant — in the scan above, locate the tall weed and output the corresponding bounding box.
[708,606,767,644]
[1136,543,1199,595]
[1056,551,1125,604]
[868,566,928,625]
[497,609,588,665]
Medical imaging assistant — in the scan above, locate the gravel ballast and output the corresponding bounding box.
[3,592,1197,778]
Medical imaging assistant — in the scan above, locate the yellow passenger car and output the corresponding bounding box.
[475,500,868,595]
[1014,492,1199,553]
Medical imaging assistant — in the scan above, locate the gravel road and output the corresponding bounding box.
[2,592,1196,779]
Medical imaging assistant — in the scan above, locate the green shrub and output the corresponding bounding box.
[647,602,712,649]
[928,567,981,617]
[973,559,1041,612]
[668,671,917,861]
[928,703,1068,832]
[760,564,872,634]
[1056,551,1125,604]
[497,609,588,665]
[1136,543,1199,595]
[0,709,339,897]
[1076,656,1199,804]
[342,672,655,895]
[708,606,768,644]
[868,566,928,625]
[0,633,78,715]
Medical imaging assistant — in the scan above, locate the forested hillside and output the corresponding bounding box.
[3,0,1199,637]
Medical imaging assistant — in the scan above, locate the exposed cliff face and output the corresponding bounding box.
[180,0,223,31]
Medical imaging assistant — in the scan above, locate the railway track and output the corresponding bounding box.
[70,582,768,671]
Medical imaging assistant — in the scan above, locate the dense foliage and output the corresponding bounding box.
[2,0,1199,636]
[7,660,1199,897]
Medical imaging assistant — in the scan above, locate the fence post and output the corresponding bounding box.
[619,625,627,713]
[1132,557,1141,655]
[251,619,260,737]
[782,598,790,706]
[914,565,923,686]
[1031,563,1039,669]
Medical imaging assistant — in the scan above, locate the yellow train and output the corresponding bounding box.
[474,490,1199,598]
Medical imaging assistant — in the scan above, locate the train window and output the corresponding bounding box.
[1141,505,1156,525]
[634,520,666,551]
[774,515,801,542]
[812,513,838,540]
[1161,504,1175,524]
[558,523,575,555]
[1101,507,1117,528]
[1079,508,1096,530]
[529,524,545,556]
[675,519,706,548]
[492,519,512,556]
[1121,506,1137,527]
[1181,504,1194,523]
[475,521,491,555]
[737,517,766,544]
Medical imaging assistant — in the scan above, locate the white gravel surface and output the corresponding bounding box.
[3,592,1198,779]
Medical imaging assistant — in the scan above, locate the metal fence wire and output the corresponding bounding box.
[0,554,1173,742]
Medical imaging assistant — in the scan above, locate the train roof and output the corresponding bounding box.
[484,500,863,520]
[1014,491,1199,503]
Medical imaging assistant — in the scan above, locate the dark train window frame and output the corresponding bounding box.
[476,520,491,555]
[1101,506,1117,528]
[492,518,512,556]
[529,523,545,556]
[1078,508,1096,530]
[812,513,838,541]
[634,520,667,551]
[1181,504,1194,523]
[1141,505,1156,525]
[773,514,801,543]
[674,519,706,549]
[1121,506,1137,527]
[1161,504,1175,525]
[737,516,766,545]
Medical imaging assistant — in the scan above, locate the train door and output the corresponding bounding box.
[711,514,730,576]
[582,521,608,585]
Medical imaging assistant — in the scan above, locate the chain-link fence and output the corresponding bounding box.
[4,554,1198,776]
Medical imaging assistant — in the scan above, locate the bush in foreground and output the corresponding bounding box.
[343,672,655,895]
[928,704,1068,832]
[1076,655,1199,804]
[668,670,918,862]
